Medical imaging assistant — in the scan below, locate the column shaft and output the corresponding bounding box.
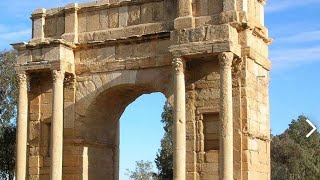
[16,72,28,180]
[218,52,234,180]
[173,58,186,180]
[50,70,65,180]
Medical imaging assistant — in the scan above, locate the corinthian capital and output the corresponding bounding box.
[17,72,28,86]
[52,70,65,83]
[218,52,234,68]
[172,57,185,74]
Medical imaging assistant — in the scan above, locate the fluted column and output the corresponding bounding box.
[16,72,28,180]
[50,70,65,180]
[218,52,234,180]
[172,58,186,180]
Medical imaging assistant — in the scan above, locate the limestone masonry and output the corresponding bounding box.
[12,0,272,179]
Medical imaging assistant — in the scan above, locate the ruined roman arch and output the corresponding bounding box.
[12,0,272,179]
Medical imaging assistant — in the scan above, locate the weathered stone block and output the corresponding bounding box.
[78,12,87,33]
[119,6,128,27]
[87,11,100,31]
[152,2,164,21]
[208,0,223,15]
[108,8,119,28]
[128,5,141,26]
[99,9,109,30]
[141,3,153,23]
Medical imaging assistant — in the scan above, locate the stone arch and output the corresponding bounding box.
[75,67,173,179]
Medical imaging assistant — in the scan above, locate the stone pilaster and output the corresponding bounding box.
[174,0,194,29]
[172,57,186,180]
[218,52,234,180]
[31,8,46,42]
[62,3,79,43]
[16,72,28,180]
[50,70,65,180]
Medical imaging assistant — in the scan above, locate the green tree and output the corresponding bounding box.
[0,125,16,180]
[155,101,173,180]
[125,160,157,180]
[271,115,320,180]
[0,50,18,179]
[0,50,18,126]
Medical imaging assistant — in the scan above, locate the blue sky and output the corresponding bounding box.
[0,0,319,179]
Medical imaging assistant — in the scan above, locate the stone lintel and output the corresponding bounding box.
[20,43,73,62]
[64,138,113,148]
[26,39,76,49]
[242,47,271,70]
[14,39,75,74]
[15,60,74,74]
[75,31,170,50]
[169,41,241,58]
[76,22,173,44]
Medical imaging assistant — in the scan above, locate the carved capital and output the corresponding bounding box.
[17,72,28,86]
[52,70,65,83]
[172,57,185,74]
[218,52,234,68]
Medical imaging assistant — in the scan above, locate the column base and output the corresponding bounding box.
[174,16,195,30]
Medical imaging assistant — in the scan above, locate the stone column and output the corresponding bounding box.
[172,58,186,180]
[218,52,234,180]
[50,70,65,180]
[16,72,28,180]
[174,0,194,29]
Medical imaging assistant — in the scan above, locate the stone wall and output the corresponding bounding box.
[185,59,221,179]
[37,0,177,42]
[241,57,270,179]
[74,38,172,75]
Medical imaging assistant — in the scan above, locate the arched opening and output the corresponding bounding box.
[78,82,171,179]
[119,92,166,179]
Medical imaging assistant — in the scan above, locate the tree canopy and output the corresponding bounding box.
[154,101,173,180]
[0,50,17,180]
[0,50,18,126]
[125,160,156,180]
[271,115,320,179]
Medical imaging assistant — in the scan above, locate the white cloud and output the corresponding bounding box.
[271,46,320,70]
[266,0,320,13]
[276,30,320,43]
[0,29,31,40]
[0,28,31,49]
